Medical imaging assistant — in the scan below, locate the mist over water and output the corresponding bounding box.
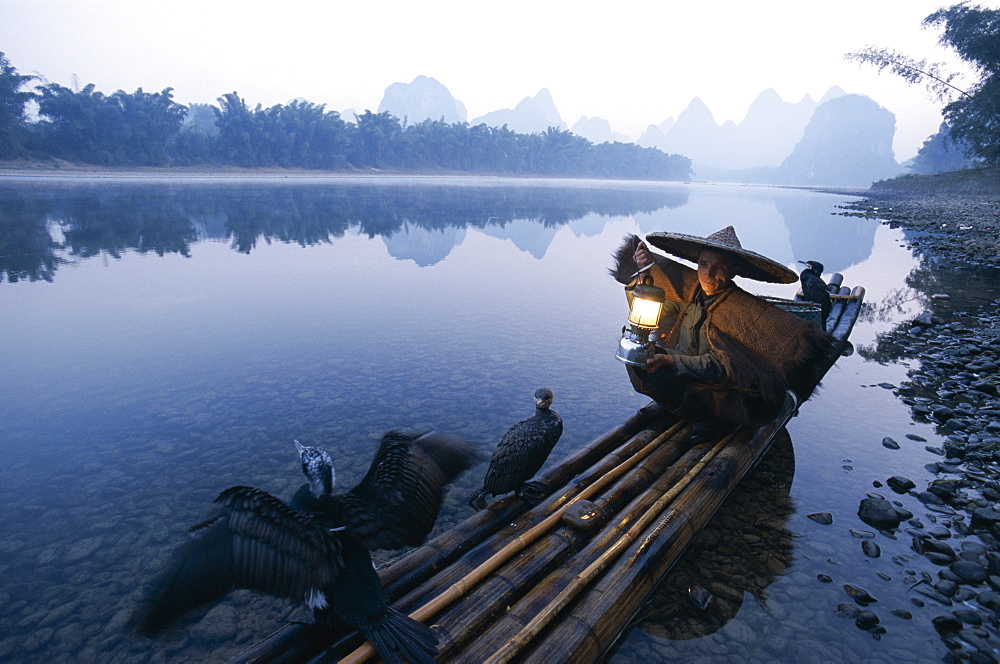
[0,176,971,662]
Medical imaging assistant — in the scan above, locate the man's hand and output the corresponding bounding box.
[634,241,653,269]
[645,353,674,373]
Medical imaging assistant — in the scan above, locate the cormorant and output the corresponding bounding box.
[798,260,832,328]
[291,430,481,549]
[468,387,563,510]
[133,429,479,664]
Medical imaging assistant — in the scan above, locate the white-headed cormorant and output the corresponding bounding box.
[468,387,563,510]
[291,430,480,549]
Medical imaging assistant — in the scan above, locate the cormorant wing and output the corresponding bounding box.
[342,430,480,550]
[133,485,344,635]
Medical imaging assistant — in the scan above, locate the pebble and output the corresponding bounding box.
[843,584,877,606]
[951,560,990,585]
[914,586,953,606]
[855,610,880,629]
[932,615,963,633]
[918,491,946,505]
[858,494,902,530]
[977,590,1000,611]
[835,603,861,618]
[882,437,901,450]
[860,279,1000,649]
[935,580,959,597]
[887,476,915,492]
[953,609,983,626]
[807,512,833,525]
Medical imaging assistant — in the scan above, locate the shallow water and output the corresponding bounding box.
[0,176,989,662]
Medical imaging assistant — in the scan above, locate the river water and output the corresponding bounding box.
[0,176,983,662]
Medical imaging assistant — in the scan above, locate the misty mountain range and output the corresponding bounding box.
[374,75,905,188]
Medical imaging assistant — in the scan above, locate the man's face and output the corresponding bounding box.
[697,249,736,296]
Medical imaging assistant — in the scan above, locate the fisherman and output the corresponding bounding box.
[612,226,836,437]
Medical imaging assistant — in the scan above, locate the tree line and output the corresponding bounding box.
[0,53,691,180]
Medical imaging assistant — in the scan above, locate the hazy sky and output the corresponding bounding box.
[1,0,987,161]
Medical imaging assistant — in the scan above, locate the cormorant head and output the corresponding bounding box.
[294,440,335,497]
[534,387,554,410]
[797,260,824,276]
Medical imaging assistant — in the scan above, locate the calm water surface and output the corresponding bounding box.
[0,176,986,662]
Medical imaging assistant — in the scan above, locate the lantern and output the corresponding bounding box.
[615,267,665,367]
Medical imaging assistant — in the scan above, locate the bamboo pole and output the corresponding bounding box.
[824,295,847,332]
[478,429,738,664]
[832,290,864,341]
[337,421,684,664]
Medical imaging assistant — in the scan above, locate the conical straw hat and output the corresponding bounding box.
[645,226,797,284]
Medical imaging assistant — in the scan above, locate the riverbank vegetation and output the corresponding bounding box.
[0,52,690,181]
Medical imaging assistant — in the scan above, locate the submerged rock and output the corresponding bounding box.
[844,584,878,606]
[858,494,902,530]
[807,512,833,525]
[882,437,901,450]
[887,475,915,492]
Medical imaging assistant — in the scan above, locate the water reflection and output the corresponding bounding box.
[856,261,1000,364]
[1,179,892,284]
[633,187,877,273]
[0,179,689,281]
[629,430,795,642]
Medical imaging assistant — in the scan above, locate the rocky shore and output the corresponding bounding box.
[836,168,1000,269]
[823,172,1000,661]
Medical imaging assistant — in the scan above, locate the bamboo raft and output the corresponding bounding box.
[233,279,865,664]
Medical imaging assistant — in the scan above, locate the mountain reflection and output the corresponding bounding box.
[0,180,688,282]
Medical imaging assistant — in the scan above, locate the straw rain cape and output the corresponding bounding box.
[611,234,837,426]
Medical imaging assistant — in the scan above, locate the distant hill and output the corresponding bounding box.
[373,76,908,187]
[779,94,902,187]
[470,89,567,134]
[571,116,631,144]
[638,87,846,172]
[377,75,467,125]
